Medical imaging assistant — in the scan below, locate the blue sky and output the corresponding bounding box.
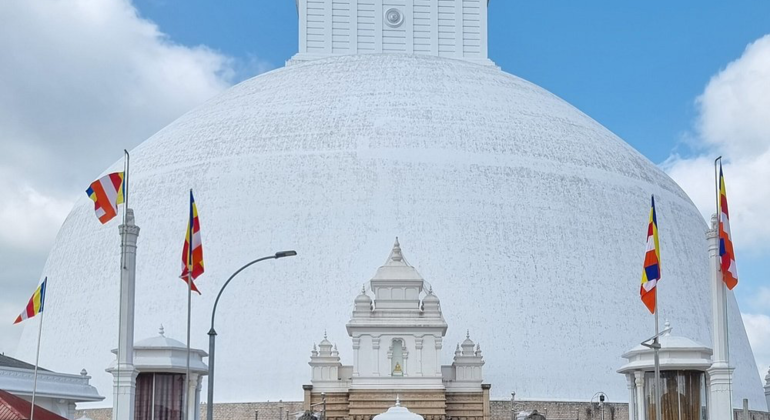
[0,0,768,381]
[130,0,770,163]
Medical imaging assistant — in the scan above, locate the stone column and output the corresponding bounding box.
[303,385,313,411]
[352,338,360,377]
[403,349,409,377]
[373,338,381,376]
[67,402,76,420]
[435,338,442,375]
[634,371,645,420]
[187,374,200,420]
[707,214,735,419]
[111,209,140,420]
[415,337,423,376]
[481,384,491,420]
[626,374,636,420]
[194,374,203,420]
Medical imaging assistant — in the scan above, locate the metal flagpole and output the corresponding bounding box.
[653,298,662,420]
[184,189,194,420]
[30,308,45,420]
[651,193,662,420]
[714,156,734,414]
[185,273,192,420]
[115,150,130,420]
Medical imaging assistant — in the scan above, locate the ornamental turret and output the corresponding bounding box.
[309,333,347,392]
[354,285,373,315]
[422,286,441,317]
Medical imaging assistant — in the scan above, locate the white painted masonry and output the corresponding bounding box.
[293,0,492,64]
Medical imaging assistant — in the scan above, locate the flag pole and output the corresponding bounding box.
[714,156,733,412]
[184,189,194,420]
[30,308,44,420]
[115,150,130,420]
[185,273,192,420]
[652,194,662,420]
[653,297,662,420]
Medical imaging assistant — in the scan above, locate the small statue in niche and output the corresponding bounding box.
[393,362,403,375]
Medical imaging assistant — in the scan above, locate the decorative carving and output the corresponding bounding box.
[384,8,404,28]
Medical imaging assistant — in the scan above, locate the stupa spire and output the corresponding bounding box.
[293,0,492,65]
[387,237,404,264]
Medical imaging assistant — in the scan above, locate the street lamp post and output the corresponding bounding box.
[206,251,298,420]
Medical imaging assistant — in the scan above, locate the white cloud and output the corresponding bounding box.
[0,0,237,187]
[0,170,73,252]
[664,35,770,380]
[663,34,770,252]
[0,0,272,354]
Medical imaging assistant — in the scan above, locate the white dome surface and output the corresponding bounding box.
[17,54,765,409]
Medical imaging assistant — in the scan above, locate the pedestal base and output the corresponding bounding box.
[109,365,139,420]
[708,363,734,420]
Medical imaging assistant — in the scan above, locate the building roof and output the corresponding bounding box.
[0,355,48,373]
[0,389,68,420]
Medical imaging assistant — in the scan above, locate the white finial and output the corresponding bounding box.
[391,237,403,262]
[313,344,317,351]
[126,208,135,225]
[664,320,672,335]
[159,324,165,336]
[429,285,434,295]
[467,330,470,339]
[80,369,88,377]
[324,329,327,339]
[362,284,366,294]
[396,394,401,407]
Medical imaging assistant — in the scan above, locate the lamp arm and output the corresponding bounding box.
[210,255,277,331]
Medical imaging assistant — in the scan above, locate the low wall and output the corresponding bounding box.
[492,400,627,420]
[79,399,770,420]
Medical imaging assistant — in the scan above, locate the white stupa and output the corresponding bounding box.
[17,0,767,411]
[372,397,423,420]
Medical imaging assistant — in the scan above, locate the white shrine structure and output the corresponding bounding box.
[303,240,489,420]
[618,321,713,420]
[107,326,208,420]
[0,354,103,419]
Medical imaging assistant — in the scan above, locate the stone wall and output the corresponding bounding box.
[491,400,627,420]
[79,400,770,420]
[733,409,770,420]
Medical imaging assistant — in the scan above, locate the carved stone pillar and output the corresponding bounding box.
[634,371,645,420]
[415,337,424,376]
[373,337,381,376]
[352,338,361,377]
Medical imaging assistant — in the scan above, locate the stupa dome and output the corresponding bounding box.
[16,53,766,409]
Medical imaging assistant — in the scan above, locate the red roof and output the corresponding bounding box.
[0,390,69,420]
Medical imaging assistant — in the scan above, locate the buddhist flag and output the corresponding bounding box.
[14,278,47,324]
[180,190,203,294]
[640,196,661,314]
[86,172,125,224]
[718,163,738,290]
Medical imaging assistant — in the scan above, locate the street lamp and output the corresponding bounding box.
[206,251,298,420]
[590,392,608,420]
